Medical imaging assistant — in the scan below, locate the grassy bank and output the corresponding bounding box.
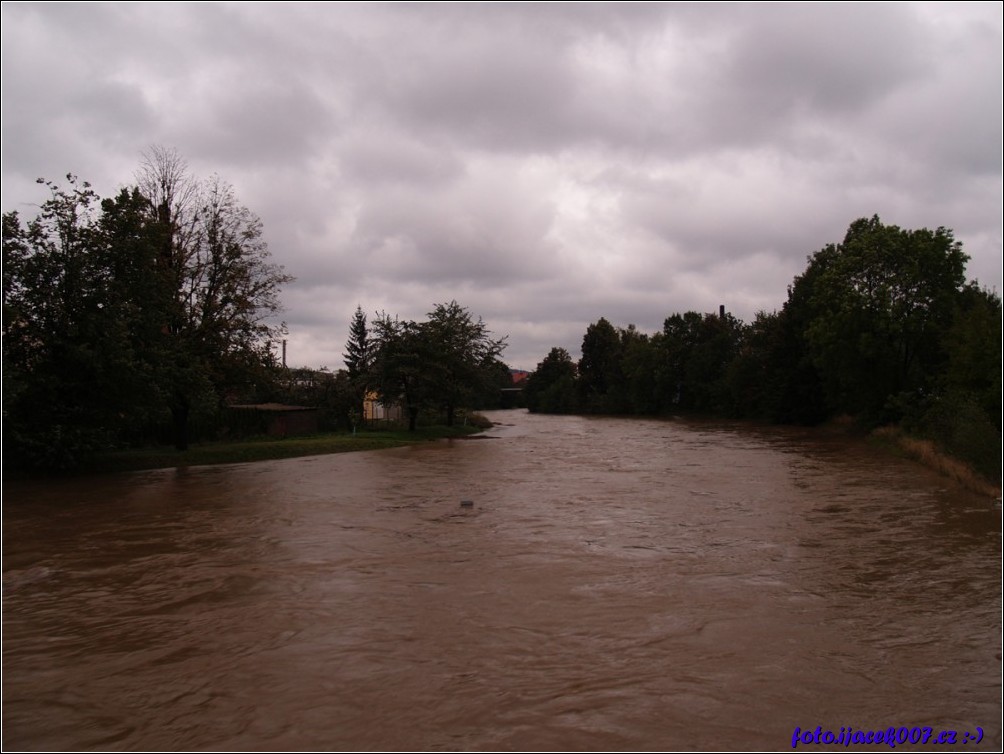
[869,426,1001,499]
[772,414,999,499]
[87,425,484,475]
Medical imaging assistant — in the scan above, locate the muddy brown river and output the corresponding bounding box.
[3,410,1000,751]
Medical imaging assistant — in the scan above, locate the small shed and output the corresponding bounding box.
[227,403,319,437]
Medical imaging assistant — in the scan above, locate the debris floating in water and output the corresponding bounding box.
[460,500,474,508]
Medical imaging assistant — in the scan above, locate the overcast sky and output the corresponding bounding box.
[3,2,1001,371]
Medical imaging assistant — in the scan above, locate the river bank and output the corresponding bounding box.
[7,424,484,478]
[868,425,1001,499]
[535,409,1000,500]
[778,412,1000,499]
[12,410,997,500]
[705,414,999,499]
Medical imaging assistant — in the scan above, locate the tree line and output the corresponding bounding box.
[6,174,996,482]
[341,302,510,431]
[3,147,512,472]
[261,302,512,438]
[524,217,1001,481]
[3,148,292,470]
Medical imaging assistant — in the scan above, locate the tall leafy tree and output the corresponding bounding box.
[577,317,624,413]
[3,178,166,467]
[657,311,741,414]
[424,300,507,426]
[4,149,294,467]
[941,283,1002,425]
[765,260,830,424]
[801,215,967,421]
[621,326,661,415]
[908,284,1003,479]
[368,302,507,429]
[684,312,744,414]
[524,347,579,414]
[137,147,293,448]
[725,310,807,423]
[470,358,519,410]
[370,314,433,431]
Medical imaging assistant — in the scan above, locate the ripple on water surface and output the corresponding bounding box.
[3,410,1000,750]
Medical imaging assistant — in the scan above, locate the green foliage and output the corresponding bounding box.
[725,311,777,421]
[3,151,293,470]
[659,311,744,414]
[525,215,997,482]
[3,178,167,467]
[137,149,293,448]
[470,358,520,410]
[578,317,626,413]
[278,367,355,432]
[621,326,660,414]
[370,314,435,431]
[941,284,1002,428]
[343,305,371,419]
[424,301,507,425]
[725,307,827,424]
[367,302,506,430]
[895,284,1003,480]
[906,391,1001,481]
[525,347,579,414]
[800,216,967,422]
[344,306,371,381]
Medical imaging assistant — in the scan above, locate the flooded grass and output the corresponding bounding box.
[90,425,483,474]
[871,425,1001,498]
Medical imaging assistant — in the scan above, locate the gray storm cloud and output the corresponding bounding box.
[2,2,1000,370]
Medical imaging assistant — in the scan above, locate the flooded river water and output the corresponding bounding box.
[3,410,1000,750]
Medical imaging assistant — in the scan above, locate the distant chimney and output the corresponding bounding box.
[719,304,725,319]
[282,339,287,368]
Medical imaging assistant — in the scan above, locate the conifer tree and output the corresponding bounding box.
[343,306,370,379]
[344,305,371,422]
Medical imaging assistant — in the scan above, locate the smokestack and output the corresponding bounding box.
[719,304,725,319]
[282,339,287,368]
